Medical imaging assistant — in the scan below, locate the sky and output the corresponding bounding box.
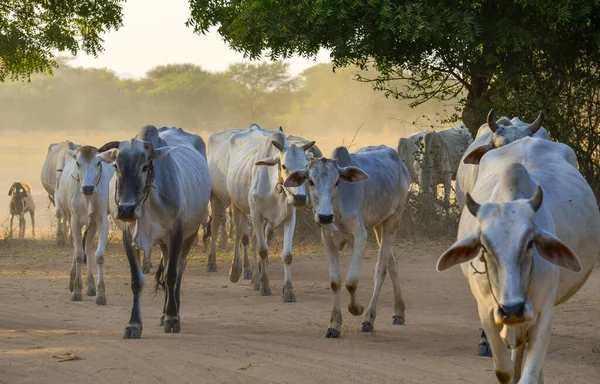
[72,0,332,79]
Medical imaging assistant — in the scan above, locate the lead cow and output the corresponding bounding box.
[284,145,410,337]
[437,137,600,383]
[98,125,210,338]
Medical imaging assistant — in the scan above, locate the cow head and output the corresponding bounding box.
[255,139,316,207]
[464,109,544,165]
[97,139,174,222]
[67,146,103,196]
[284,157,368,225]
[8,182,28,213]
[436,187,581,326]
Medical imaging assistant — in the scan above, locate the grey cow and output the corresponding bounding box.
[284,145,410,337]
[98,125,211,339]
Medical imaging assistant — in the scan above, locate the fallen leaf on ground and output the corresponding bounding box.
[52,352,83,362]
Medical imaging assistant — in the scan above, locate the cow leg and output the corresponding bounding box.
[142,248,152,274]
[158,245,167,326]
[123,229,144,339]
[84,223,98,297]
[241,215,252,281]
[29,210,35,238]
[173,231,196,322]
[518,312,555,384]
[322,229,342,338]
[208,195,221,272]
[19,213,25,239]
[94,214,109,305]
[512,344,525,383]
[478,329,493,357]
[345,223,368,317]
[163,221,183,333]
[387,247,407,325]
[281,209,296,302]
[9,214,14,238]
[69,218,84,301]
[229,206,243,283]
[251,210,270,295]
[478,307,513,384]
[362,216,401,332]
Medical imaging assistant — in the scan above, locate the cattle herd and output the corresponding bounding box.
[6,109,599,384]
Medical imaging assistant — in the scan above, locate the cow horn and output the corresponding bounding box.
[301,141,316,152]
[529,186,543,212]
[98,141,120,152]
[465,193,481,217]
[279,126,284,132]
[487,109,500,133]
[527,110,544,134]
[271,140,286,151]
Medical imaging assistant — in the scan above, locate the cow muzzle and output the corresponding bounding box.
[291,194,307,207]
[82,185,95,196]
[495,300,533,325]
[117,203,139,222]
[316,213,334,225]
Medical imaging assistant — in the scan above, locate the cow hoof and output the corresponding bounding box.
[243,270,252,280]
[87,287,96,296]
[282,289,296,302]
[229,266,241,283]
[95,294,107,306]
[207,262,217,272]
[260,287,272,296]
[71,293,82,302]
[164,317,181,333]
[123,323,142,339]
[348,304,364,316]
[325,328,340,338]
[392,315,405,325]
[360,322,374,333]
[159,315,165,327]
[478,340,493,357]
[253,280,260,291]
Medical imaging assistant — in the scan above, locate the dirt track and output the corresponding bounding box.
[0,237,598,383]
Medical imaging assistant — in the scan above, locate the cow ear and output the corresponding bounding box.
[255,156,280,166]
[283,170,307,188]
[151,146,175,160]
[96,148,119,164]
[8,186,12,196]
[534,228,581,273]
[338,166,369,183]
[463,144,493,165]
[67,149,77,159]
[437,232,481,271]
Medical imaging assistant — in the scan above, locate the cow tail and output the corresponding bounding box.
[153,258,165,294]
[82,228,88,264]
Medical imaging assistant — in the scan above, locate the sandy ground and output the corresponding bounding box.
[0,236,598,384]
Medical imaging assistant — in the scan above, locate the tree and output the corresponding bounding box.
[0,0,124,81]
[187,0,600,134]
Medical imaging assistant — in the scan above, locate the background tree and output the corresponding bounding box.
[187,0,600,133]
[0,0,124,81]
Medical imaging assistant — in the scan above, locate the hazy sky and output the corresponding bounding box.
[72,0,332,78]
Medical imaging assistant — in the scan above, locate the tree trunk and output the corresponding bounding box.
[461,75,492,137]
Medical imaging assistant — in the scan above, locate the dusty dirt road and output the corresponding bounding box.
[0,237,598,384]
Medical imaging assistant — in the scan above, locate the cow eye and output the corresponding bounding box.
[309,179,315,186]
[97,161,102,167]
[527,241,533,250]
[281,165,287,170]
[75,162,80,167]
[142,165,148,173]
[335,179,340,187]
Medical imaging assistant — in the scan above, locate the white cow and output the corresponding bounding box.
[437,137,600,383]
[419,125,473,203]
[396,131,428,183]
[41,140,80,245]
[455,110,549,209]
[208,124,315,302]
[56,145,115,305]
[284,145,410,337]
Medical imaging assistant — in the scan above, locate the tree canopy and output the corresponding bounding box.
[187,0,600,132]
[0,0,124,81]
